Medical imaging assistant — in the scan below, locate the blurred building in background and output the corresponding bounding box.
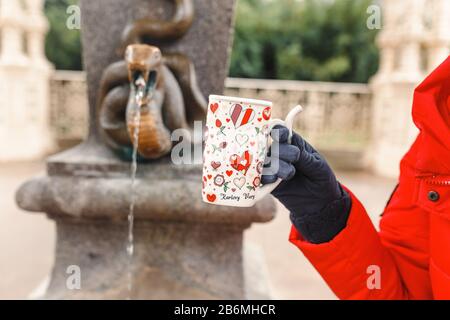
[370,0,450,176]
[1,0,449,177]
[0,0,53,161]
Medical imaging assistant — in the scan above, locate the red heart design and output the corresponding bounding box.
[226,170,233,177]
[211,161,221,170]
[256,161,264,174]
[230,151,253,175]
[207,174,212,179]
[230,104,255,128]
[226,118,231,122]
[262,107,271,120]
[257,118,262,122]
[207,194,217,202]
[216,119,222,128]
[232,188,236,192]
[210,103,219,113]
[250,141,255,147]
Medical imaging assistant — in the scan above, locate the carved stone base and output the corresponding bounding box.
[45,220,244,299]
[17,142,276,299]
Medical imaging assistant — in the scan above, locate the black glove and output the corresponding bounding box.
[261,126,352,244]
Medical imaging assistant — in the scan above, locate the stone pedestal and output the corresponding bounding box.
[17,143,275,299]
[47,220,246,299]
[16,0,277,299]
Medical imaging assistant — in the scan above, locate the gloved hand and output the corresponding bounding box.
[261,126,352,244]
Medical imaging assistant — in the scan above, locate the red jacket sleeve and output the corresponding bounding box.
[289,182,432,300]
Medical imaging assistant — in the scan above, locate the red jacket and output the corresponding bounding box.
[290,56,450,300]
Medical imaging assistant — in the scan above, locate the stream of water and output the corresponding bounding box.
[126,76,148,298]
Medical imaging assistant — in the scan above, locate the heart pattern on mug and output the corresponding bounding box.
[203,98,275,206]
[235,133,249,146]
[219,141,227,149]
[230,150,253,175]
[262,107,271,120]
[206,194,217,202]
[211,161,221,170]
[233,177,246,189]
[256,161,264,174]
[230,104,255,128]
[210,103,219,113]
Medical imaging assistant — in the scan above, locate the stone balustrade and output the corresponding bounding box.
[49,71,89,146]
[50,72,373,168]
[225,78,372,152]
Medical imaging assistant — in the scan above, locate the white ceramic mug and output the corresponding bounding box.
[201,95,303,207]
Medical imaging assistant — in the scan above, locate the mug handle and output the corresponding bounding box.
[255,105,304,202]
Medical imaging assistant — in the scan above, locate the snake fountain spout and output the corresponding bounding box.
[97,41,202,160]
[15,0,276,299]
[128,44,172,159]
[96,0,206,161]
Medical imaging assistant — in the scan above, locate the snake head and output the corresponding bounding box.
[124,44,172,160]
[125,44,162,95]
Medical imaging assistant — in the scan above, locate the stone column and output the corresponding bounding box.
[0,0,53,161]
[0,0,29,65]
[369,0,425,177]
[17,0,276,300]
[426,0,450,71]
[25,0,53,69]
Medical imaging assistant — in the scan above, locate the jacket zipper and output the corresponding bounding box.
[422,175,450,186]
[425,180,450,186]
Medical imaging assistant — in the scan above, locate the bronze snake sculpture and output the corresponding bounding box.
[97,0,206,160]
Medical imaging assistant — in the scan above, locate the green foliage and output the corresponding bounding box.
[45,0,82,70]
[230,0,379,83]
[44,0,379,82]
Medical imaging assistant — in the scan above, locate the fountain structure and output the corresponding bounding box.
[16,0,276,299]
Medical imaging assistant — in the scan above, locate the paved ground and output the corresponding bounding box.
[0,161,396,300]
[0,161,54,300]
